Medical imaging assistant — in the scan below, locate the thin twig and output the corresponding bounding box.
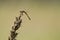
[8,10,31,40]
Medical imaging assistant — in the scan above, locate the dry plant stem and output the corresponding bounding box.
[8,11,31,40]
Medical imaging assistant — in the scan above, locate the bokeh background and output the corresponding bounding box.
[0,0,60,40]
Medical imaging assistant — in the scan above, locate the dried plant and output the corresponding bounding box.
[8,10,31,40]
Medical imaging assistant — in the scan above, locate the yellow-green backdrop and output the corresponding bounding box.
[0,0,60,40]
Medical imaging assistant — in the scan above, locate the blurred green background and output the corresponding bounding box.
[0,0,60,40]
